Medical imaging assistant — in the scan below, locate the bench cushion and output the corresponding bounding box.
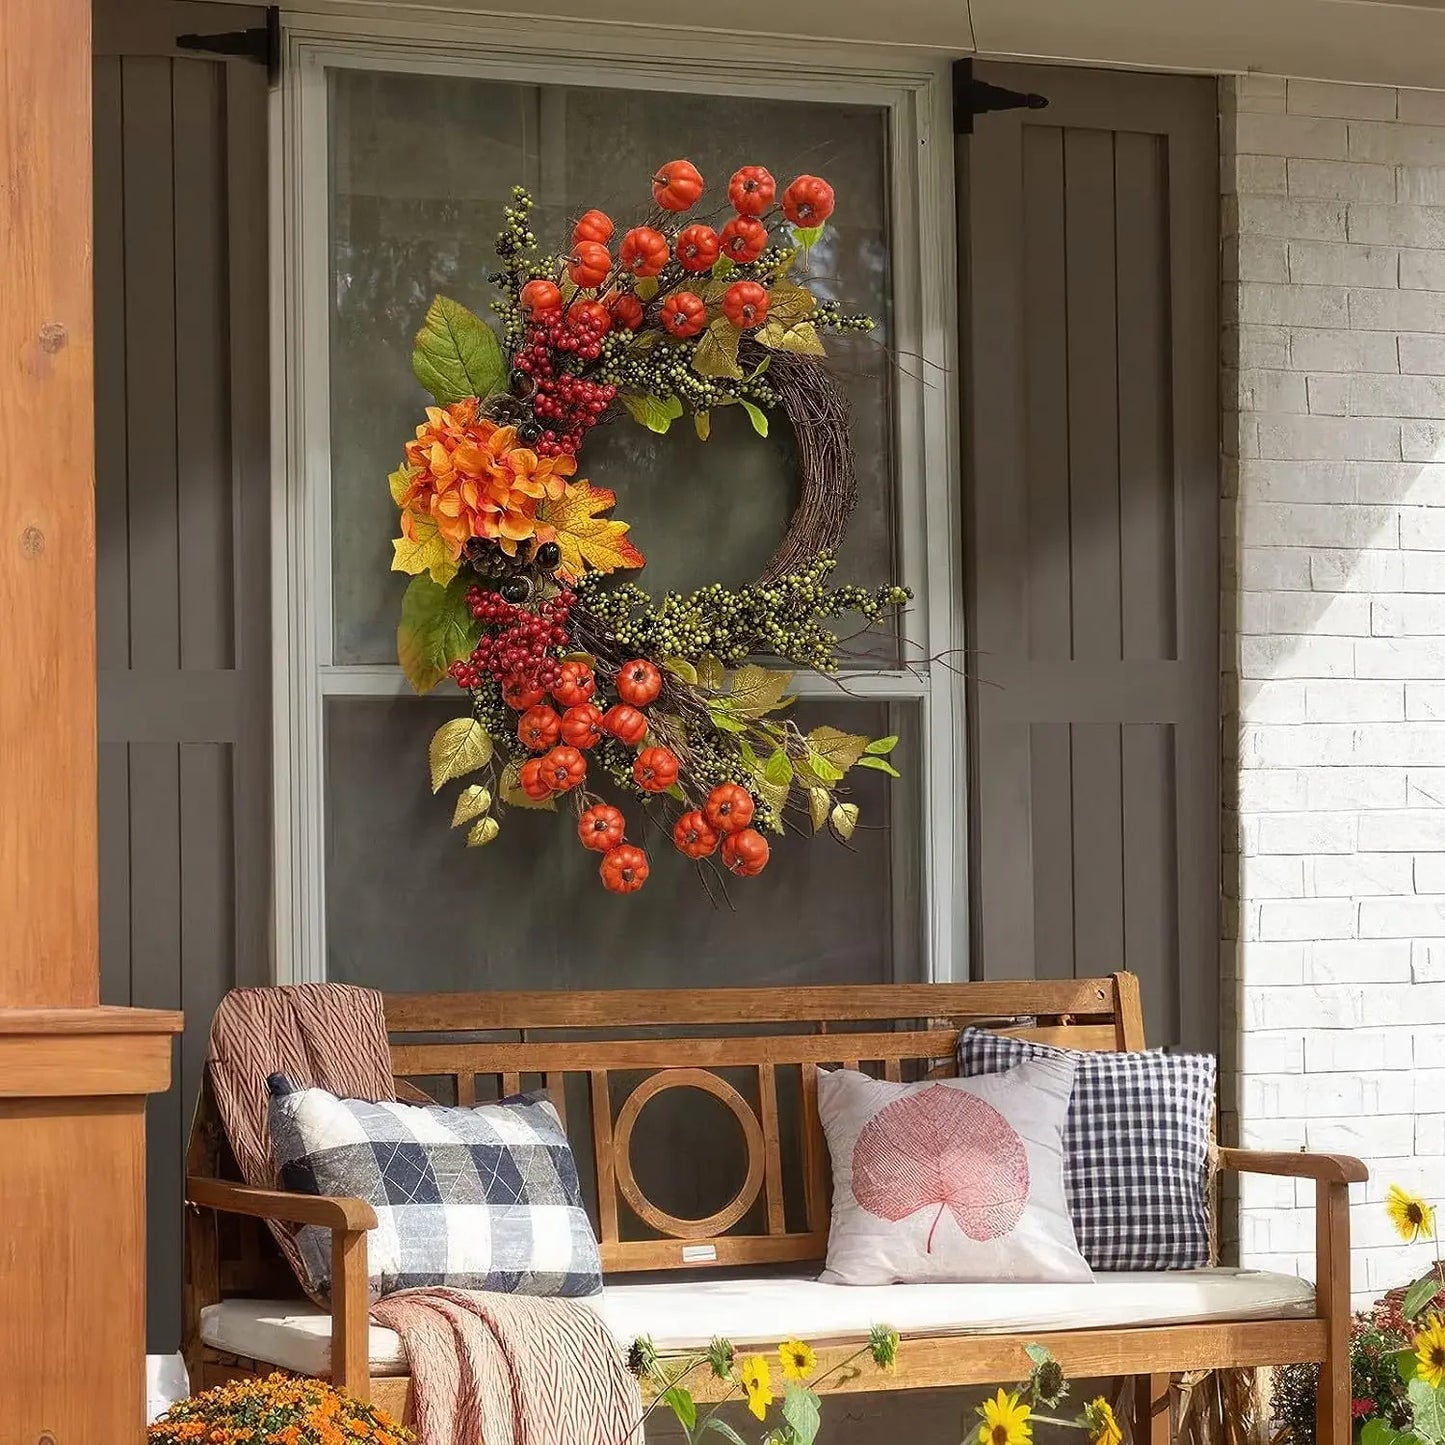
[200,1268,1315,1379]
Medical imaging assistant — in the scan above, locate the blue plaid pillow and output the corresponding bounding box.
[267,1076,602,1301]
[956,1032,1216,1271]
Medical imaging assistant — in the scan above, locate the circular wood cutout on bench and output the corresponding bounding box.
[612,1068,766,1239]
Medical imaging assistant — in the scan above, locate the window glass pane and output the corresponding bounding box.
[324,697,921,991]
[327,68,896,666]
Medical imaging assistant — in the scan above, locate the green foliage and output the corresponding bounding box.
[411,295,505,405]
[1406,1276,1441,1322]
[397,572,480,694]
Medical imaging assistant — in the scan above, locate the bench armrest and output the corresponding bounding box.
[187,1175,378,1231]
[1215,1147,1368,1185]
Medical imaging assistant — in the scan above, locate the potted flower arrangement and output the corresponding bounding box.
[148,1371,414,1444]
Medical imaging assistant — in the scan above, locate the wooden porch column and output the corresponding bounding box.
[1,1,183,1441]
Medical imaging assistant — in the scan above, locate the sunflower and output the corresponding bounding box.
[739,1355,774,1421]
[978,1389,1033,1445]
[1388,1184,1436,1243]
[1085,1397,1123,1445]
[778,1339,817,1381]
[1416,1315,1445,1388]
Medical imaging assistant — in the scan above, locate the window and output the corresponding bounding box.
[275,24,962,988]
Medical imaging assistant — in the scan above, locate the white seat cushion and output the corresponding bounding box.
[201,1268,1315,1378]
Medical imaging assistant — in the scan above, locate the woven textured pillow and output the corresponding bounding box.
[267,1077,602,1301]
[816,1056,1092,1286]
[956,1030,1216,1271]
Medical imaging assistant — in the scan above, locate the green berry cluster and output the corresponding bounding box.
[573,553,911,674]
[597,336,779,414]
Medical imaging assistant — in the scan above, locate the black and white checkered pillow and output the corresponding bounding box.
[956,1032,1216,1271]
[267,1076,602,1301]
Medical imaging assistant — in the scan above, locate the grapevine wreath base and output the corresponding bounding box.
[389,160,913,895]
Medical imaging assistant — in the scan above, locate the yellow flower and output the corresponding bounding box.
[1085,1397,1123,1445]
[740,1355,774,1421]
[1416,1315,1445,1388]
[1388,1184,1436,1243]
[778,1338,817,1381]
[978,1389,1033,1445]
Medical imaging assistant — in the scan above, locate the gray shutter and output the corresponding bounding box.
[94,0,271,1350]
[963,62,1219,1051]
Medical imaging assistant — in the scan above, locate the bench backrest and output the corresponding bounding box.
[383,975,1143,1275]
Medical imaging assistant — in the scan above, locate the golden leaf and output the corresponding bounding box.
[830,801,860,841]
[635,276,660,302]
[694,410,711,442]
[389,465,414,506]
[774,320,827,356]
[663,657,699,685]
[697,654,726,691]
[392,513,458,587]
[808,726,871,775]
[808,786,831,833]
[428,718,493,794]
[499,758,556,811]
[467,816,501,848]
[691,319,744,380]
[727,664,794,719]
[767,281,817,326]
[751,771,790,833]
[451,784,493,828]
[536,479,646,580]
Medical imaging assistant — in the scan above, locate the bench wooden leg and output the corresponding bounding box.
[1134,1373,1170,1445]
[1315,1179,1352,1445]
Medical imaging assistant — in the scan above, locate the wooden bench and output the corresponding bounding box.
[182,974,1365,1444]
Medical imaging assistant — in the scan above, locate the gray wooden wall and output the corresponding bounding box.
[93,1,271,1350]
[964,63,1220,1052]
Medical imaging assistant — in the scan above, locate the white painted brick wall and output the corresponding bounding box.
[1224,76,1445,1307]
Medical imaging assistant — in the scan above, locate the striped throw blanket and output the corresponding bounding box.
[207,984,643,1445]
[371,1289,643,1445]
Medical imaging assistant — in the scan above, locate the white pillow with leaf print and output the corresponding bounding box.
[816,1056,1092,1286]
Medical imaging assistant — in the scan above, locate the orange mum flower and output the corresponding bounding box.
[396,398,574,558]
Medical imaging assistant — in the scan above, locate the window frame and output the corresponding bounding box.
[271,13,965,985]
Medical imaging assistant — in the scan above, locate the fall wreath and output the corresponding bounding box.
[390,159,911,894]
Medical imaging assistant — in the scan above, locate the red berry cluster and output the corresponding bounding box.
[514,317,618,457]
[448,586,576,694]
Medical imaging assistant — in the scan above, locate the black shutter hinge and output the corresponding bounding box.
[177,5,280,86]
[952,58,1049,135]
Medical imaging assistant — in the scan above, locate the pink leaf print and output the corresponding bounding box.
[851,1085,1030,1250]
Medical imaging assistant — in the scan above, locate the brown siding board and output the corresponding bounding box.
[173,58,235,673]
[966,63,1218,1048]
[121,56,181,672]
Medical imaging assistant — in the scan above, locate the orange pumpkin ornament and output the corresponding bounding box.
[633,746,680,793]
[568,240,612,289]
[609,292,645,330]
[782,174,835,227]
[728,165,776,217]
[504,680,546,711]
[519,757,553,800]
[572,208,615,246]
[600,704,648,747]
[539,745,587,793]
[652,159,704,212]
[674,224,720,273]
[704,781,754,834]
[673,810,720,859]
[560,703,604,749]
[600,843,650,893]
[551,660,596,708]
[519,278,563,315]
[615,659,663,707]
[660,291,707,338]
[517,704,562,752]
[577,803,625,853]
[722,281,769,330]
[719,216,768,264]
[619,226,670,278]
[722,827,770,877]
[566,299,612,333]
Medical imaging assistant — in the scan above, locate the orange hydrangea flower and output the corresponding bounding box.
[396,398,574,558]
